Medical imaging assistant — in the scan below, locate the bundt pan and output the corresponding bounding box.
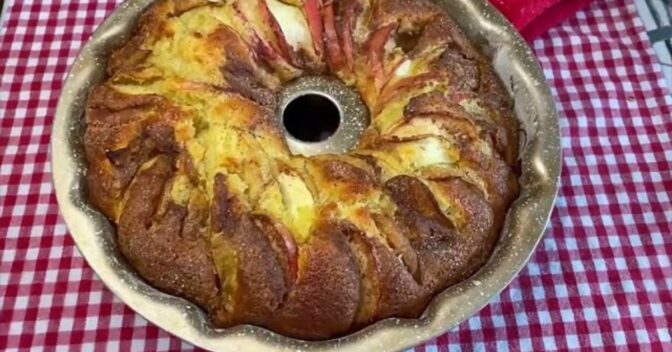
[52,0,560,350]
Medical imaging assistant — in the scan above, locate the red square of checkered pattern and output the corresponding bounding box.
[1,0,670,351]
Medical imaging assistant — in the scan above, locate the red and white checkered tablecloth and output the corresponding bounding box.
[1,0,671,350]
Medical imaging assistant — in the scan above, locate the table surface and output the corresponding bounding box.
[1,0,671,351]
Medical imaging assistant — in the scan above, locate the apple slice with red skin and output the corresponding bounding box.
[345,215,428,320]
[339,0,360,71]
[366,23,397,87]
[263,0,329,71]
[378,45,478,105]
[258,0,297,65]
[322,0,344,71]
[374,72,435,114]
[373,48,479,114]
[367,0,445,80]
[229,1,301,80]
[209,25,279,108]
[303,0,325,61]
[251,214,299,289]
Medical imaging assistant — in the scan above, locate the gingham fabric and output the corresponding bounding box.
[1,0,671,350]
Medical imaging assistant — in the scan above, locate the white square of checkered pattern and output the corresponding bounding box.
[1,0,670,351]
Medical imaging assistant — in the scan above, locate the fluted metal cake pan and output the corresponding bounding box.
[52,0,561,351]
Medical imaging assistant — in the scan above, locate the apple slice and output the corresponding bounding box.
[386,91,482,142]
[432,49,480,92]
[260,0,297,64]
[322,0,343,71]
[229,0,302,80]
[367,231,426,319]
[232,0,294,63]
[366,24,397,87]
[367,0,444,80]
[387,116,481,146]
[252,214,299,288]
[342,225,382,325]
[384,175,456,246]
[374,72,435,114]
[458,89,519,165]
[426,178,494,237]
[384,174,491,292]
[266,0,325,70]
[303,0,325,62]
[346,213,427,320]
[209,174,291,326]
[269,220,360,340]
[305,157,377,200]
[372,213,419,280]
[206,25,281,108]
[339,0,360,71]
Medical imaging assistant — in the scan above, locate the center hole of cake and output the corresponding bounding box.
[283,93,341,142]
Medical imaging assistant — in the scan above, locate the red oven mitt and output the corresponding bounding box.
[490,0,592,41]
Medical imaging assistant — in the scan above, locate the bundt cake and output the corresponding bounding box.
[84,0,520,339]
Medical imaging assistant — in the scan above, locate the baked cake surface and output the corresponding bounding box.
[84,0,520,339]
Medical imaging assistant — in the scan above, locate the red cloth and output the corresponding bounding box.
[490,0,592,40]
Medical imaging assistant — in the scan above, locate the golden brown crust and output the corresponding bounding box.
[385,175,457,248]
[269,221,361,339]
[85,0,520,340]
[352,220,426,320]
[209,174,289,325]
[85,85,182,218]
[118,156,220,309]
